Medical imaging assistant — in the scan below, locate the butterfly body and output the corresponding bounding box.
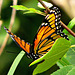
[4,6,68,60]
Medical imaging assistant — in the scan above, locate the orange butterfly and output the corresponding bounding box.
[4,6,68,60]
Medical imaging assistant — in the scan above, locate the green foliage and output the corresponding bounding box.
[11,5,28,10]
[32,38,70,75]
[7,38,70,75]
[57,57,71,68]
[67,67,75,75]
[56,35,75,69]
[51,19,75,75]
[51,65,74,75]
[11,5,45,15]
[7,51,25,75]
[63,17,75,34]
[0,1,75,75]
[65,35,75,65]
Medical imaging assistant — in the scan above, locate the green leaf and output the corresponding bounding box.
[57,57,71,68]
[32,38,70,75]
[67,67,75,75]
[64,35,75,65]
[57,35,75,68]
[11,5,28,10]
[11,5,45,16]
[63,17,75,33]
[51,65,74,75]
[7,51,25,75]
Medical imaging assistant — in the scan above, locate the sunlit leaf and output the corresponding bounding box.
[31,38,71,75]
[7,51,25,75]
[64,35,75,65]
[57,57,71,68]
[11,5,28,10]
[67,67,75,75]
[11,5,45,16]
[57,35,75,69]
[51,65,74,75]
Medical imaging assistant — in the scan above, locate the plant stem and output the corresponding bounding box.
[38,0,75,37]
[60,21,75,37]
[0,0,18,55]
[0,0,3,29]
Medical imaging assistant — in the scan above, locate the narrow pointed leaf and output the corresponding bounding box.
[7,51,25,75]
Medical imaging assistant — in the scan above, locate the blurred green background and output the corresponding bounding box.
[0,0,75,75]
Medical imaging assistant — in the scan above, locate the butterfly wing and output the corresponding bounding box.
[4,27,31,54]
[33,6,68,57]
[4,6,68,60]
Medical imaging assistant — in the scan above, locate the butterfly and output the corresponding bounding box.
[4,6,69,60]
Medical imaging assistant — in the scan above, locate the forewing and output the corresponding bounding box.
[33,6,68,57]
[4,27,31,54]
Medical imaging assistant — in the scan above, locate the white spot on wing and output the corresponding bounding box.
[45,23,48,26]
[41,23,45,26]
